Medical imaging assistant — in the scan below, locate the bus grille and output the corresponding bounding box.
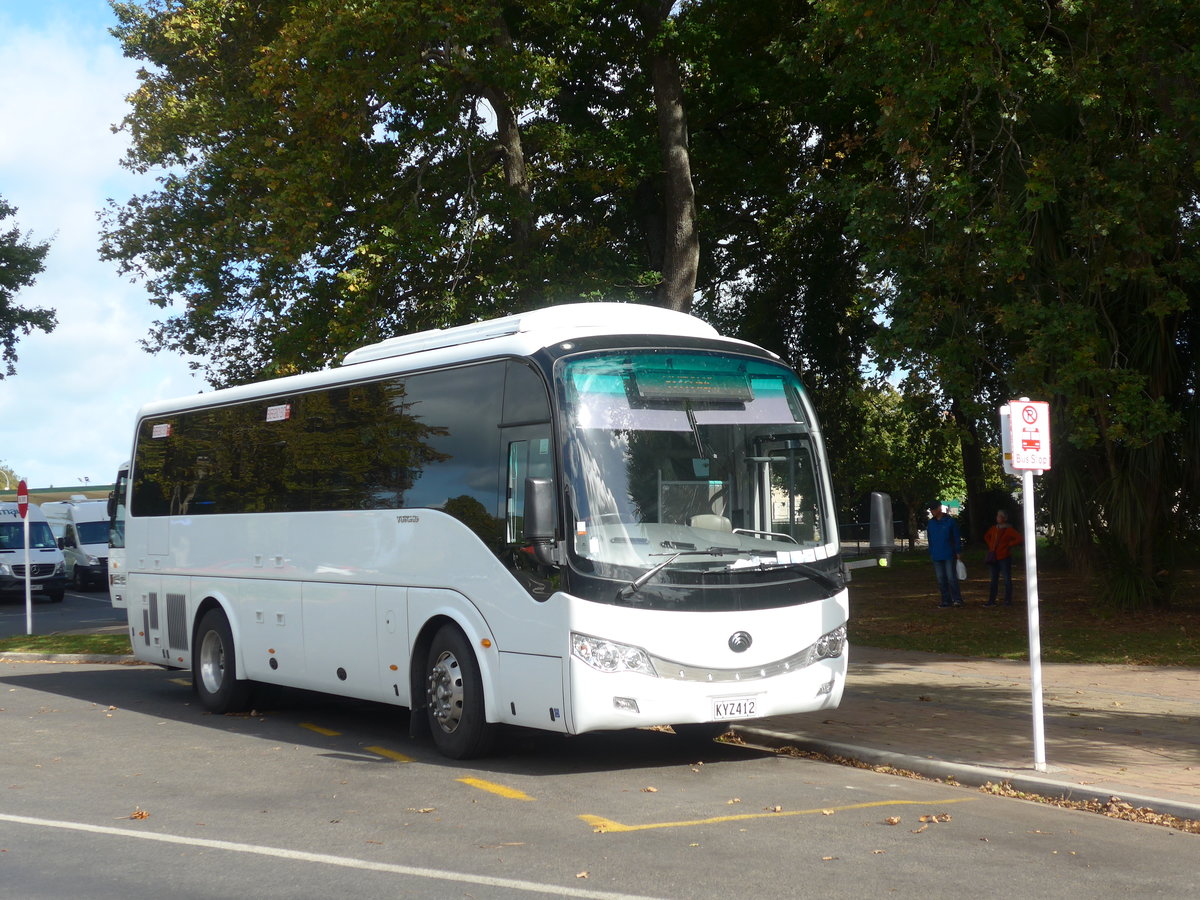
[166,593,188,651]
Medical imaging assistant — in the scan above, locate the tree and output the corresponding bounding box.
[839,383,966,546]
[0,198,54,377]
[102,0,706,386]
[801,0,1200,605]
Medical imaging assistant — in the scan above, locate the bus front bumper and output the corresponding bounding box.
[567,648,848,735]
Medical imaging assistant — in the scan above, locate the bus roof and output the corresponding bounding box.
[341,302,721,365]
[134,303,766,419]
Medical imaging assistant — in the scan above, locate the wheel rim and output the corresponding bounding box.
[427,649,464,734]
[198,629,227,696]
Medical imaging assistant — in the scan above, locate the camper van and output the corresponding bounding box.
[41,497,110,590]
[0,502,67,602]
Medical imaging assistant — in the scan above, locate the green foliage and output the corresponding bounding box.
[0,198,55,377]
[837,382,965,538]
[802,0,1199,605]
[102,1,689,385]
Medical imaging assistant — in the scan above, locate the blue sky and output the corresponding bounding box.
[0,0,201,489]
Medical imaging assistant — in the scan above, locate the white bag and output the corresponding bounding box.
[956,560,967,581]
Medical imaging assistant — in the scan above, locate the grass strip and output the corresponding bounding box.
[0,633,133,656]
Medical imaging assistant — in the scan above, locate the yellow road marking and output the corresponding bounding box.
[365,745,414,763]
[299,722,341,737]
[168,678,192,687]
[580,797,974,833]
[457,777,535,801]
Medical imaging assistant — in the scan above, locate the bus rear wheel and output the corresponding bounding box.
[425,624,495,759]
[193,608,253,713]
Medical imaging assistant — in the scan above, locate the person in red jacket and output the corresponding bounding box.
[983,510,1022,606]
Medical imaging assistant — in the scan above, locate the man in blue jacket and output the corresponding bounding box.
[926,501,963,608]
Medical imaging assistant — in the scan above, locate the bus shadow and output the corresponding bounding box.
[0,662,769,775]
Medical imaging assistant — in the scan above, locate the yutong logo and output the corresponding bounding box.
[728,631,753,653]
[396,515,420,524]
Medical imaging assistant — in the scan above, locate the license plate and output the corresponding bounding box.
[712,696,757,719]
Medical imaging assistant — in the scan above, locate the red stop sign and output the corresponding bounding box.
[17,479,28,519]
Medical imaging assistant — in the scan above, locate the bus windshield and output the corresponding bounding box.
[560,350,838,608]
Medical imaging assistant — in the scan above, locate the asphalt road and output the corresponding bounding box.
[1,660,1194,899]
[0,585,126,639]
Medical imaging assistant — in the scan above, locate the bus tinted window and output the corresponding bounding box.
[131,361,508,530]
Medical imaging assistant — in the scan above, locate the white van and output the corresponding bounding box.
[0,502,67,602]
[40,497,111,591]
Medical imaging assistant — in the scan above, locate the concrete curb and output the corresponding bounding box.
[0,652,144,665]
[734,725,1200,825]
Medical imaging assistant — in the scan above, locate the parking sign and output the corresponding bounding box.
[1009,400,1051,470]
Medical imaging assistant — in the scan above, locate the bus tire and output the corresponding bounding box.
[45,588,65,603]
[425,624,495,759]
[193,608,253,713]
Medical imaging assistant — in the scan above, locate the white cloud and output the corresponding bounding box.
[0,6,202,488]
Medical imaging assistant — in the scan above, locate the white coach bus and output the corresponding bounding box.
[115,303,890,758]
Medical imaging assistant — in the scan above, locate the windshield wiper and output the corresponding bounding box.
[720,557,842,593]
[615,547,736,600]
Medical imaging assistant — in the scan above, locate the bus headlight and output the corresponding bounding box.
[0,564,10,577]
[54,561,67,576]
[571,632,657,677]
[815,625,847,660]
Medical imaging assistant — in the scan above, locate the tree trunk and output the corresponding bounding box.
[950,397,987,544]
[642,2,698,313]
[483,17,532,253]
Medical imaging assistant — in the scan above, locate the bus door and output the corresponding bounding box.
[749,436,825,545]
[502,425,555,598]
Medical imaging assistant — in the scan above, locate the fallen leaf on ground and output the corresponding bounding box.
[641,786,658,793]
[884,817,902,826]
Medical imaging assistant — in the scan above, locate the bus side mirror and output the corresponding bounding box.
[523,477,559,566]
[107,491,117,520]
[868,491,894,560]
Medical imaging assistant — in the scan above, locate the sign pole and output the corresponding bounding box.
[1021,467,1047,771]
[1004,399,1051,772]
[17,479,32,635]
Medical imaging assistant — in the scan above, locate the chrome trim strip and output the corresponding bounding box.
[650,628,845,683]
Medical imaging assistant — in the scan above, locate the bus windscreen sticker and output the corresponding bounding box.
[265,403,292,422]
[152,423,173,439]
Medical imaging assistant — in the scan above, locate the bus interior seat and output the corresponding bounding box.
[690,514,733,532]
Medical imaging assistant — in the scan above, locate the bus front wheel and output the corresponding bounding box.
[193,608,253,713]
[425,624,495,759]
